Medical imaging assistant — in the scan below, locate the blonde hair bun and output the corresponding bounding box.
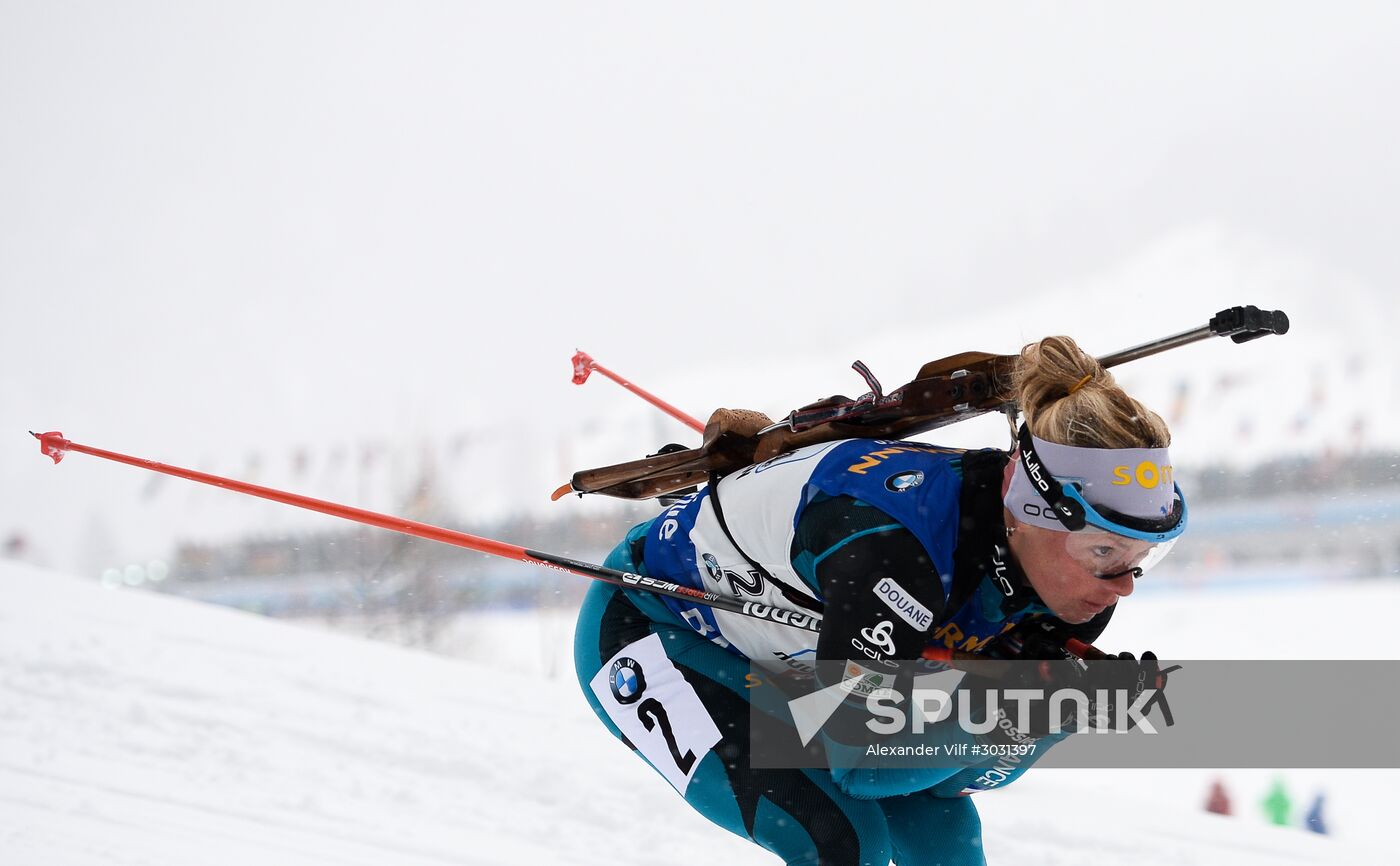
[1012,335,1171,449]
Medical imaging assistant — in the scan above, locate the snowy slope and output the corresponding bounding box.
[0,561,766,866]
[3,561,1395,865]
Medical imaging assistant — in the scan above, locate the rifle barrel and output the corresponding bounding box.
[1097,325,1213,368]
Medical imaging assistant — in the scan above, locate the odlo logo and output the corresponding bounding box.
[860,621,897,655]
[991,549,1015,597]
[609,657,647,705]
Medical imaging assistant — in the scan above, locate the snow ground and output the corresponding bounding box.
[3,561,1397,865]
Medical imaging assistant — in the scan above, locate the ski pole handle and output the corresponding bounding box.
[570,350,706,434]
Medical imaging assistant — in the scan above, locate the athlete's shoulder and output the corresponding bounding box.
[794,440,965,569]
[807,439,968,500]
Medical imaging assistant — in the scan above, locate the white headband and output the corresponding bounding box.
[1005,434,1177,533]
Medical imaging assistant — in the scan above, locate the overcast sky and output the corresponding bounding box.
[3,2,1397,573]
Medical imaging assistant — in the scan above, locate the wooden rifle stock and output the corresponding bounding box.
[567,305,1288,501]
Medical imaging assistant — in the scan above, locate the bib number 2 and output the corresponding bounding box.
[590,632,723,794]
[637,697,697,774]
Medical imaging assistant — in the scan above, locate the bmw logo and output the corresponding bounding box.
[609,657,646,704]
[885,470,925,492]
[702,553,721,581]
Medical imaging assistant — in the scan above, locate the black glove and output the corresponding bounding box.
[955,615,1178,740]
[1078,651,1173,732]
[1010,650,1175,735]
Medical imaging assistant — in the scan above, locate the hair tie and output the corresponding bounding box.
[1067,373,1093,396]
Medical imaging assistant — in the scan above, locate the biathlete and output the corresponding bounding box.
[573,336,1186,865]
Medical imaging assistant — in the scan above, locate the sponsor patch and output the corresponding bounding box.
[840,661,894,699]
[885,469,925,492]
[873,577,935,631]
[609,657,646,704]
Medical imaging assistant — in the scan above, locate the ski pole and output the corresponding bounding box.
[32,432,1129,665]
[30,431,819,634]
[571,350,706,434]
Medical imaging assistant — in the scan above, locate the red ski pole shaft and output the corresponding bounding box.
[30,431,821,634]
[571,350,705,434]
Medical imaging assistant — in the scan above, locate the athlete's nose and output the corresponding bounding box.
[1100,570,1136,599]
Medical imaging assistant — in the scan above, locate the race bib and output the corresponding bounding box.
[590,632,723,795]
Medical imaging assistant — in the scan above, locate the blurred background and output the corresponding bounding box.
[2,1,1398,854]
[4,0,1396,647]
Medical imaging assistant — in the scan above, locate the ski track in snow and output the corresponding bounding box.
[3,560,1398,865]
